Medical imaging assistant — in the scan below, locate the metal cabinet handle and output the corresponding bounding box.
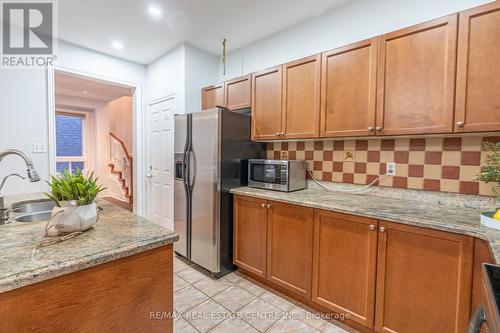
[280,132,286,136]
[369,224,376,231]
[261,203,266,208]
[275,133,280,136]
[379,226,386,233]
[456,121,465,128]
[368,127,374,132]
[266,204,272,209]
[376,127,383,132]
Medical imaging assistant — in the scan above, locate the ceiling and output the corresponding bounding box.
[59,0,351,64]
[55,72,133,102]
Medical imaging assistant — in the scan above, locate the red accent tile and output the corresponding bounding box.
[323,151,333,161]
[484,137,500,145]
[442,166,460,180]
[289,151,296,160]
[381,139,395,151]
[409,138,426,151]
[355,162,367,174]
[281,142,288,151]
[297,142,305,150]
[313,161,323,171]
[408,165,424,178]
[266,143,274,151]
[305,151,314,160]
[379,163,386,175]
[423,179,441,191]
[460,181,479,195]
[314,141,323,150]
[332,162,343,172]
[355,140,368,151]
[393,177,408,189]
[323,172,332,181]
[333,141,344,151]
[343,173,354,183]
[366,175,380,185]
[461,152,481,166]
[425,151,442,165]
[367,151,380,162]
[443,138,462,151]
[273,151,281,160]
[394,151,409,164]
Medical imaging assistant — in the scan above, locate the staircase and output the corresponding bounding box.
[109,132,133,204]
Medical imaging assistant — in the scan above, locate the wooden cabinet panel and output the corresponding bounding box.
[376,15,457,135]
[202,84,225,110]
[455,2,500,133]
[321,38,378,138]
[282,55,321,139]
[471,239,494,318]
[267,201,314,298]
[312,210,378,328]
[233,195,268,277]
[225,75,252,110]
[251,66,283,140]
[375,221,473,333]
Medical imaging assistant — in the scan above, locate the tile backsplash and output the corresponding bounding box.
[267,136,500,196]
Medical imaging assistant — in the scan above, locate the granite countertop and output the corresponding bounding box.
[231,186,500,263]
[0,195,178,293]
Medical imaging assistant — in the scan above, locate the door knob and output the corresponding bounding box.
[146,173,152,179]
[368,127,374,132]
[379,227,386,233]
[456,121,465,128]
[369,224,376,231]
[376,127,383,132]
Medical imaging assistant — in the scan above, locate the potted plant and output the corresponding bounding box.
[45,169,105,233]
[477,141,500,228]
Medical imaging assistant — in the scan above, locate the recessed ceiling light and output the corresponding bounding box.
[82,90,88,94]
[111,40,124,50]
[148,5,162,18]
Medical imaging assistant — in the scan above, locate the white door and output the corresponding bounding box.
[147,96,175,229]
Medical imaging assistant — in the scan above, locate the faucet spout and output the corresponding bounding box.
[0,149,41,182]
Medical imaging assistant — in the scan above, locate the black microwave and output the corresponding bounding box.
[248,159,306,192]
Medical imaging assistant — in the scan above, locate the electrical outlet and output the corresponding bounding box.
[32,143,46,153]
[280,151,288,160]
[386,162,396,176]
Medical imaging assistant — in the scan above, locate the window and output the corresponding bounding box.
[55,113,86,174]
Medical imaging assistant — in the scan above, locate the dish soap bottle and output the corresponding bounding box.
[494,209,500,220]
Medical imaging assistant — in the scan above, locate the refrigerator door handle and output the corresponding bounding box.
[189,150,197,189]
[182,152,189,190]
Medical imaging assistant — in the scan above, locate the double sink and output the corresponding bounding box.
[11,200,56,223]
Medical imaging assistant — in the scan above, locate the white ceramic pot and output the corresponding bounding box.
[480,211,500,230]
[50,201,99,233]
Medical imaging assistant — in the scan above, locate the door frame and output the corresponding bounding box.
[46,65,144,215]
[145,94,177,223]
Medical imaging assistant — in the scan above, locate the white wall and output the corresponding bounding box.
[218,0,493,81]
[0,41,146,196]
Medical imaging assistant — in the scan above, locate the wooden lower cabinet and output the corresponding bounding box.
[312,210,378,328]
[233,195,268,277]
[267,201,314,298]
[374,221,474,333]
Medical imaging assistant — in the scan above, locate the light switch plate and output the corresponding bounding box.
[386,162,396,176]
[32,143,46,153]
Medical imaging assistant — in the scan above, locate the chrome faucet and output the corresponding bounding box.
[0,149,41,223]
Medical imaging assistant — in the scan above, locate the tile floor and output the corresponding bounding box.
[173,255,355,333]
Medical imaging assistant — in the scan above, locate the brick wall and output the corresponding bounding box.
[267,136,500,196]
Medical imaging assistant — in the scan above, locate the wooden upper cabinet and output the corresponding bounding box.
[282,55,321,139]
[252,66,283,140]
[312,210,378,328]
[233,195,268,278]
[455,2,500,133]
[225,75,252,110]
[202,84,225,110]
[376,15,458,135]
[375,221,473,333]
[267,201,314,298]
[321,38,378,138]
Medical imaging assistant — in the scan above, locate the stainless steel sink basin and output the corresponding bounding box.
[11,200,56,223]
[14,211,52,222]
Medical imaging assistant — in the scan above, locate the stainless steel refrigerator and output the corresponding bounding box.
[174,108,265,277]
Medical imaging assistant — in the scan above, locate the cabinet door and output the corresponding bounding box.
[455,2,500,133]
[267,201,314,298]
[282,55,321,139]
[233,195,268,277]
[376,15,457,135]
[202,85,225,110]
[375,221,473,333]
[321,38,378,138]
[252,66,283,140]
[225,75,251,110]
[312,210,378,328]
